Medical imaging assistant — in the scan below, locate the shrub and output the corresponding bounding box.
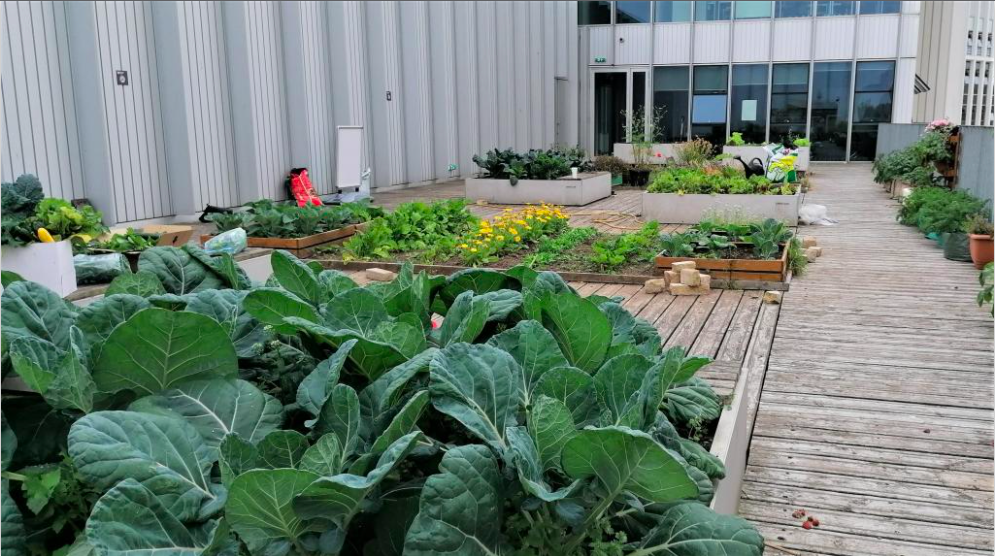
[0,253,764,555]
[964,213,995,236]
[675,138,714,167]
[898,186,987,235]
[726,132,746,146]
[979,262,993,316]
[590,155,630,176]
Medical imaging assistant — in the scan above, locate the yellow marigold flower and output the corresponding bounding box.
[470,247,477,252]
[460,243,468,248]
[496,235,505,241]
[514,236,522,242]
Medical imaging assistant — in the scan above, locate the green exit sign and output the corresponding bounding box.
[594,56,606,63]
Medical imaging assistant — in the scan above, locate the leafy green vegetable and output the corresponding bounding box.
[92,308,238,395]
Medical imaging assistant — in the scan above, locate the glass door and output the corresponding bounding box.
[594,71,628,155]
[592,68,649,155]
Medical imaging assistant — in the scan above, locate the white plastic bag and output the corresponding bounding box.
[204,227,247,255]
[798,204,837,226]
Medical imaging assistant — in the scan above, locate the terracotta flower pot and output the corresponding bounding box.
[968,234,994,270]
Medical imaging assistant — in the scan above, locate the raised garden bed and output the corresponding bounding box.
[613,142,680,164]
[656,242,790,283]
[465,172,611,206]
[201,222,367,258]
[642,190,802,225]
[723,145,810,172]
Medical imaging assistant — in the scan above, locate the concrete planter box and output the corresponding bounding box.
[1,240,77,297]
[722,145,810,171]
[642,191,802,225]
[613,143,680,164]
[465,172,611,206]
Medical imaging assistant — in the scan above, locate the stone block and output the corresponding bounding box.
[699,273,711,289]
[801,236,818,248]
[669,282,710,296]
[664,270,681,284]
[762,291,782,304]
[805,247,819,262]
[366,267,398,282]
[671,261,696,272]
[809,246,823,257]
[680,269,701,286]
[644,278,668,294]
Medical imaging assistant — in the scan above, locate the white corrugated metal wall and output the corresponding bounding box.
[0,0,579,225]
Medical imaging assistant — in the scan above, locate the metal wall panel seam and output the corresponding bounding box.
[440,1,459,175]
[30,4,62,198]
[380,1,404,185]
[415,1,435,182]
[463,1,480,170]
[343,1,373,179]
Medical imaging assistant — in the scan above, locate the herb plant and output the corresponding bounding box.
[589,222,662,271]
[0,251,765,555]
[963,213,994,236]
[978,262,993,316]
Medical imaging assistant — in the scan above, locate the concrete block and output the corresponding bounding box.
[699,273,711,289]
[762,291,782,304]
[664,270,681,284]
[644,278,668,294]
[680,269,701,286]
[801,236,818,248]
[671,261,696,272]
[809,246,823,257]
[366,268,398,282]
[805,247,819,262]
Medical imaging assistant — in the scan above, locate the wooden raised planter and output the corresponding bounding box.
[201,222,367,258]
[655,242,789,283]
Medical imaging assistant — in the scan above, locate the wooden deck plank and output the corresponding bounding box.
[738,164,994,555]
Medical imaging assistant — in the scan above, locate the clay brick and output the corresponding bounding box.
[669,283,710,296]
[801,236,818,248]
[664,270,681,284]
[762,291,782,304]
[366,268,398,282]
[644,278,668,294]
[680,269,701,286]
[671,261,696,272]
[698,273,711,289]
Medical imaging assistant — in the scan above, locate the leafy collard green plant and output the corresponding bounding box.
[0,247,763,556]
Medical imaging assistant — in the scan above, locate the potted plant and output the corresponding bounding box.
[964,213,994,269]
[622,107,665,186]
[1,175,107,295]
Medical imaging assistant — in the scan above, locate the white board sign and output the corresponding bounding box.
[336,126,363,191]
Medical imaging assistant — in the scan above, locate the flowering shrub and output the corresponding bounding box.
[925,118,953,133]
[459,204,569,265]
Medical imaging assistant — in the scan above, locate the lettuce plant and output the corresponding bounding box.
[0,248,764,556]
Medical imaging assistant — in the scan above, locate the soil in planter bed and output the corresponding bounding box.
[324,233,661,276]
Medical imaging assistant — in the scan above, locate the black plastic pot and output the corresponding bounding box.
[627,168,651,187]
[941,232,973,262]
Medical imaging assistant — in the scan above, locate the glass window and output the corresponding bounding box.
[816,1,855,16]
[858,1,900,15]
[850,61,895,160]
[594,73,628,154]
[692,65,729,145]
[615,1,652,23]
[776,1,813,17]
[730,65,768,144]
[695,1,732,21]
[653,66,691,142]
[769,63,810,143]
[735,1,772,19]
[578,1,612,24]
[810,61,851,161]
[655,1,693,22]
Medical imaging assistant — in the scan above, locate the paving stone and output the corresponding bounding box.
[664,270,681,284]
[644,278,668,294]
[681,269,701,286]
[801,236,818,248]
[669,282,710,296]
[805,247,819,262]
[366,268,397,282]
[762,291,783,304]
[671,261,697,272]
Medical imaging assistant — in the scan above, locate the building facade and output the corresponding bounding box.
[1,1,580,225]
[914,1,994,126]
[577,0,923,162]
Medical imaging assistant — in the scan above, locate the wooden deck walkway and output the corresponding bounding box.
[738,164,995,556]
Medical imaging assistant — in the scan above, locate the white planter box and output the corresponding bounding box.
[465,172,611,206]
[642,191,802,225]
[1,240,77,296]
[613,143,680,164]
[722,145,810,172]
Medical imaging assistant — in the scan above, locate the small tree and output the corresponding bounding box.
[622,106,666,165]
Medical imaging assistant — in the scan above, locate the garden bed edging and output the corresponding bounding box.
[1,239,77,296]
[642,191,802,225]
[465,172,611,206]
